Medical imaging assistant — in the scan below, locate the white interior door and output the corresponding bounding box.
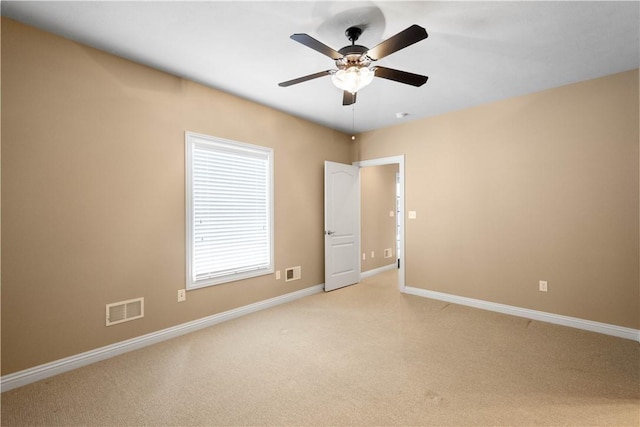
[324,161,360,292]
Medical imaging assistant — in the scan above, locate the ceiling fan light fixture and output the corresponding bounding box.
[280,24,428,105]
[331,66,375,94]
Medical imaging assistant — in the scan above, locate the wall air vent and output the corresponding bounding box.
[106,297,144,326]
[285,266,301,282]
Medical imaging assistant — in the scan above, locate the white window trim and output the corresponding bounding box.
[185,131,274,290]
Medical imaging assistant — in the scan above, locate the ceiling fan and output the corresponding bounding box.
[278,25,429,106]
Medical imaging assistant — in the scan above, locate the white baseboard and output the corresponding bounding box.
[361,263,397,280]
[1,284,324,392]
[404,286,640,342]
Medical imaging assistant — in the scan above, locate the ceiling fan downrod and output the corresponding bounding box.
[345,26,362,45]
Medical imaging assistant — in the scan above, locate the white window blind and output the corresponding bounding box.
[186,132,273,289]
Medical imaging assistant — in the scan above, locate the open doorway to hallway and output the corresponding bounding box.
[353,155,405,292]
[360,163,399,276]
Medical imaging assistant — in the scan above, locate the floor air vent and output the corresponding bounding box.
[106,297,144,326]
[285,266,301,282]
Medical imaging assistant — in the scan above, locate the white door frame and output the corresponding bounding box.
[353,155,406,291]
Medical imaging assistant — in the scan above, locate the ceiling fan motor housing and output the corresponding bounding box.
[336,45,371,70]
[337,27,372,70]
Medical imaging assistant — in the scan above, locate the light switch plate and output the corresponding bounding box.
[408,211,417,219]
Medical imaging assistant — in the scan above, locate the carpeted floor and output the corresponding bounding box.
[2,269,639,426]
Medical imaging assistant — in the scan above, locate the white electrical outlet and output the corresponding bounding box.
[408,211,417,219]
[177,289,186,302]
[389,210,395,217]
[276,270,281,280]
[539,280,548,292]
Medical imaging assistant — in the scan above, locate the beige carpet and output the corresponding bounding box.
[2,269,639,426]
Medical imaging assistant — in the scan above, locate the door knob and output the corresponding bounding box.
[325,230,336,235]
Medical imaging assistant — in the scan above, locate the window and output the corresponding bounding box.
[185,132,274,290]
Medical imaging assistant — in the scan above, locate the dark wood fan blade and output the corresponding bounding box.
[278,70,333,87]
[290,34,343,60]
[366,25,428,61]
[374,66,428,87]
[342,91,357,106]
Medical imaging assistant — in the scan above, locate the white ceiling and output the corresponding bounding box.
[2,1,639,134]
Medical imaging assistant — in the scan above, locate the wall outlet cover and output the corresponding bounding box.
[539,280,548,292]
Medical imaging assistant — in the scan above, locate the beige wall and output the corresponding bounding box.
[356,69,640,329]
[2,17,638,377]
[361,164,398,272]
[0,18,354,375]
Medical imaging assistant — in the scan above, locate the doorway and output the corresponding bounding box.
[353,156,405,290]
